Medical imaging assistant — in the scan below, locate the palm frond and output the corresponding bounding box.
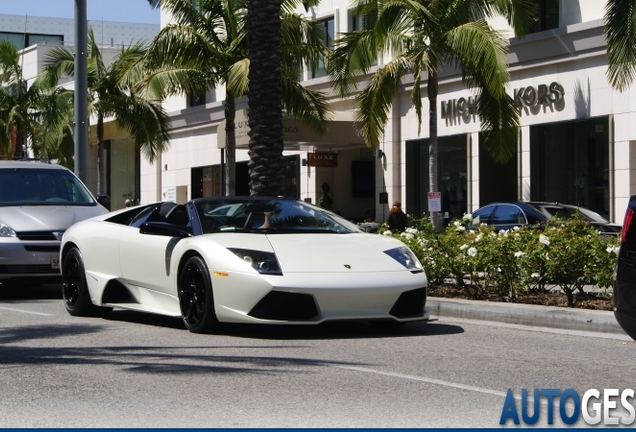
[477,88,519,163]
[605,0,636,91]
[282,76,332,135]
[355,57,411,147]
[446,20,510,98]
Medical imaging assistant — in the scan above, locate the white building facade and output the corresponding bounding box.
[142,1,635,224]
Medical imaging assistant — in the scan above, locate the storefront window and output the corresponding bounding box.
[109,137,139,209]
[191,165,222,198]
[406,135,468,222]
[530,117,610,218]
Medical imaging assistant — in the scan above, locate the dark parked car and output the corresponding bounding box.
[614,195,636,340]
[469,201,622,235]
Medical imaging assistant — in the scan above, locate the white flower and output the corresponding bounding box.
[463,213,473,222]
[539,234,550,246]
[467,247,477,257]
[499,229,509,236]
[477,272,486,278]
[401,232,414,240]
[531,272,540,279]
[455,225,466,232]
[460,244,469,250]
[514,251,525,258]
[512,226,520,231]
[497,267,502,272]
[453,220,461,227]
[475,234,483,242]
[607,246,620,255]
[382,230,392,236]
[406,227,419,234]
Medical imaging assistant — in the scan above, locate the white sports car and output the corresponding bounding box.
[61,197,429,333]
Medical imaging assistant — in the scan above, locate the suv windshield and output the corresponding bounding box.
[0,167,97,206]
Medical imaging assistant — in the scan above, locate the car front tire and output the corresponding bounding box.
[62,247,111,317]
[178,256,218,333]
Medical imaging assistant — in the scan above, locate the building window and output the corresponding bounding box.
[188,92,206,108]
[0,32,63,50]
[406,135,468,223]
[312,17,334,79]
[529,0,559,33]
[530,117,610,218]
[351,11,364,31]
[350,11,378,66]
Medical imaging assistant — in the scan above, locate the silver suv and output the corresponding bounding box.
[0,160,108,286]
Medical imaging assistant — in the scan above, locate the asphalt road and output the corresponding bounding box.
[1,284,635,428]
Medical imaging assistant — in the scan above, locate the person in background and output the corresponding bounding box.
[124,199,132,208]
[387,200,407,233]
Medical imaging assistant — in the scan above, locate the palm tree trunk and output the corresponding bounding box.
[247,0,285,197]
[97,115,106,195]
[428,70,440,230]
[224,93,236,196]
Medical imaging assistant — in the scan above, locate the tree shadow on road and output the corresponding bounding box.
[0,284,61,301]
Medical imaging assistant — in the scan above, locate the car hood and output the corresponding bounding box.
[0,205,107,232]
[265,233,415,273]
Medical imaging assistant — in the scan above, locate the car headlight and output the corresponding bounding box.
[384,246,423,273]
[0,222,16,237]
[228,248,282,275]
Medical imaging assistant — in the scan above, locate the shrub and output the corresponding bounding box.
[386,214,621,307]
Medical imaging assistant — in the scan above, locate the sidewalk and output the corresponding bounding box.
[427,297,624,335]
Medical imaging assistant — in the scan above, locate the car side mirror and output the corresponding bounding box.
[96,194,111,210]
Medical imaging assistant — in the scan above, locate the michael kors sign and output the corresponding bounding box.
[441,81,565,120]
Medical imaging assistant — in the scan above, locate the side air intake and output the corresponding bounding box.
[390,287,427,318]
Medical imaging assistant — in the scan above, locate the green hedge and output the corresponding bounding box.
[380,215,620,307]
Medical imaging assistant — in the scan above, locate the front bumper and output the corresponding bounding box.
[0,237,61,284]
[212,270,429,324]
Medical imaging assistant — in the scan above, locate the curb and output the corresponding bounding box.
[427,297,624,335]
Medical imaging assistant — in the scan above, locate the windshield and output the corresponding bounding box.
[193,197,361,234]
[0,167,97,207]
[535,204,609,224]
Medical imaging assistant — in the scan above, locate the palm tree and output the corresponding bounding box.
[29,84,76,167]
[42,29,172,194]
[605,0,636,91]
[145,0,330,196]
[328,0,535,227]
[0,40,74,163]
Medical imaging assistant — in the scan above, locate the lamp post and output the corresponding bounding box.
[74,0,88,182]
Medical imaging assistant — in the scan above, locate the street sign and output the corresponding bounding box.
[428,191,442,212]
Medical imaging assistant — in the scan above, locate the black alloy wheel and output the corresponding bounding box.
[178,256,218,333]
[62,247,111,317]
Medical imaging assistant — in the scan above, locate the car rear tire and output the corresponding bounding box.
[178,256,218,333]
[62,247,112,317]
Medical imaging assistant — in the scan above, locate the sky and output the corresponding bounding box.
[2,0,160,24]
